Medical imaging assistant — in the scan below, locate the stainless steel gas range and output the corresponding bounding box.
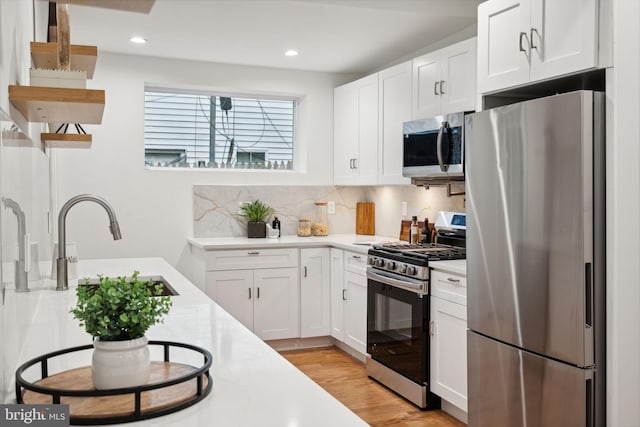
[366,242,466,409]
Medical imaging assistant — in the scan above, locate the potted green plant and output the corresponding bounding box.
[239,200,273,238]
[71,271,172,390]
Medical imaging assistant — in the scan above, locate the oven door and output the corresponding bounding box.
[402,112,464,178]
[367,268,428,385]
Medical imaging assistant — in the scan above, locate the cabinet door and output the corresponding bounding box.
[477,0,531,93]
[354,73,379,185]
[253,268,300,340]
[333,82,358,184]
[330,248,345,341]
[529,0,597,81]
[440,38,477,114]
[300,248,331,338]
[205,270,254,331]
[344,271,368,355]
[430,296,468,412]
[412,51,441,119]
[378,61,411,185]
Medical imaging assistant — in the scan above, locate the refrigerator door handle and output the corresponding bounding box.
[585,377,594,427]
[436,121,449,172]
[585,263,593,328]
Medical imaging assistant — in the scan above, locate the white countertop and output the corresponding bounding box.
[3,258,367,426]
[188,233,398,255]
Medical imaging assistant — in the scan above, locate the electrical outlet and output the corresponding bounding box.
[238,201,247,214]
[328,201,336,214]
[401,201,408,217]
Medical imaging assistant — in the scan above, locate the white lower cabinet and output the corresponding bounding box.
[330,248,345,341]
[207,268,299,340]
[330,249,368,356]
[205,248,299,340]
[429,268,468,412]
[343,270,368,355]
[300,248,331,338]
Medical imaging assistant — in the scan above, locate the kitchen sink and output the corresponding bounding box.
[79,275,179,296]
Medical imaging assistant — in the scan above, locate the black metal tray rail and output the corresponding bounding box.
[15,341,213,425]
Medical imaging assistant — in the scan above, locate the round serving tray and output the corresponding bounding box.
[15,341,212,425]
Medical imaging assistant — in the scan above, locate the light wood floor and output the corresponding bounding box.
[280,346,466,427]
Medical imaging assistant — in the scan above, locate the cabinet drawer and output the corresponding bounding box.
[430,269,467,306]
[343,251,367,276]
[206,248,298,271]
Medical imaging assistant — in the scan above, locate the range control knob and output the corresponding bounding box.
[398,264,407,274]
[407,266,417,276]
[367,257,374,265]
[387,262,397,271]
[376,259,385,267]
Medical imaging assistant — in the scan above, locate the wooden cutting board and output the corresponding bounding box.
[356,202,375,235]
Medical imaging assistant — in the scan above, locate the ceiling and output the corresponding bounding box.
[61,0,479,74]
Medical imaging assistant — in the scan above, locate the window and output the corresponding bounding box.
[144,89,295,169]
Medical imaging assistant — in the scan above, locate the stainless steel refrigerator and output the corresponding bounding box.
[465,91,605,427]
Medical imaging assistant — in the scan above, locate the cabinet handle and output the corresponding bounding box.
[249,288,252,299]
[349,159,353,169]
[446,277,461,284]
[353,158,358,169]
[530,27,539,51]
[434,81,440,95]
[304,266,308,278]
[429,320,435,336]
[352,255,361,260]
[342,289,347,301]
[257,287,260,299]
[439,80,446,95]
[248,251,260,255]
[519,31,529,54]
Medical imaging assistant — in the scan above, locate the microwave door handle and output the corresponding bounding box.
[436,121,449,172]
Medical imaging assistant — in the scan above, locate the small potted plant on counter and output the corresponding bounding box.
[239,199,273,238]
[71,271,172,390]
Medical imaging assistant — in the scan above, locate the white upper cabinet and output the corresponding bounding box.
[529,0,598,81]
[478,0,599,94]
[333,74,379,185]
[412,38,477,120]
[378,61,412,185]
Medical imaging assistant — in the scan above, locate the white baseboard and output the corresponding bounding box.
[441,399,468,424]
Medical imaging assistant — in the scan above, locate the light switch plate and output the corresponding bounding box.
[328,201,336,214]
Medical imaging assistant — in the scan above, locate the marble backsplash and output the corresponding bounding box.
[193,184,465,239]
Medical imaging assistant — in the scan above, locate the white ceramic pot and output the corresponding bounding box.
[92,335,151,390]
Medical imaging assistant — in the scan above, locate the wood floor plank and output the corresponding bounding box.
[280,347,466,427]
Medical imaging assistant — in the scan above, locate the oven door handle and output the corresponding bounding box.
[367,269,426,295]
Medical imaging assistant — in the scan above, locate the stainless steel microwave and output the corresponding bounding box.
[402,112,466,181]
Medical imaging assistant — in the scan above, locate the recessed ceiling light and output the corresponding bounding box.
[284,50,299,57]
[130,36,147,44]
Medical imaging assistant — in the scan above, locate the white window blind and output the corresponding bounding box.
[144,90,295,168]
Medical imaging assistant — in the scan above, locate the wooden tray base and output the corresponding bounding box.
[23,362,209,420]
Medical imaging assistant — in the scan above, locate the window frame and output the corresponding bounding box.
[143,85,299,171]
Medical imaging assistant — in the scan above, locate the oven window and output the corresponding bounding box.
[367,281,427,385]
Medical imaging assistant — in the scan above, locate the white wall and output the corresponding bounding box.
[52,52,359,282]
[607,1,640,425]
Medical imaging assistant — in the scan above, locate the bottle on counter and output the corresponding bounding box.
[272,216,281,238]
[410,216,419,244]
[422,217,431,243]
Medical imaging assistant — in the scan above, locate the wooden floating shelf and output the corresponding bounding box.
[31,42,98,79]
[41,133,92,148]
[9,85,105,124]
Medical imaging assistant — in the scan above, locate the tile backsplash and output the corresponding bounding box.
[194,184,465,239]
